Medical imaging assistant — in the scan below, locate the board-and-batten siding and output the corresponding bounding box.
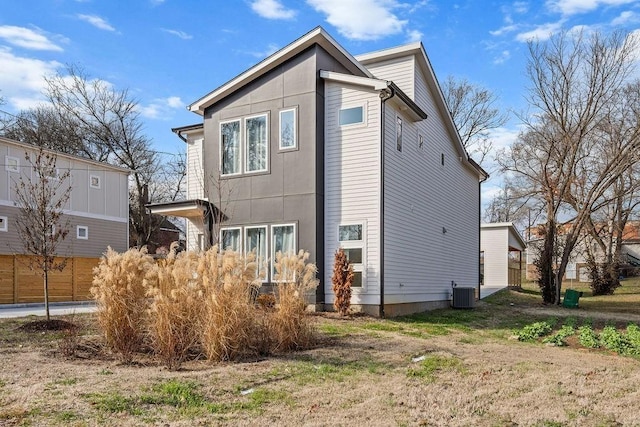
[382,56,479,304]
[480,228,508,287]
[324,82,381,306]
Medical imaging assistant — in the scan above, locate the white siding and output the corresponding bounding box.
[187,137,205,199]
[364,56,415,100]
[324,82,381,306]
[186,218,205,252]
[382,57,480,305]
[480,227,508,287]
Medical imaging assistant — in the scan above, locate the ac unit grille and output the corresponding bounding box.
[452,287,475,309]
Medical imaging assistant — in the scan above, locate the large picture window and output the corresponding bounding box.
[221,120,241,175]
[220,227,241,252]
[245,114,268,172]
[271,224,296,280]
[245,225,267,281]
[338,223,365,288]
[279,108,297,150]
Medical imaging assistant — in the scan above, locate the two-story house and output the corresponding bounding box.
[149,27,487,316]
[1,136,130,257]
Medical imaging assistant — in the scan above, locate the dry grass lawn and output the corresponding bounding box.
[1,277,640,426]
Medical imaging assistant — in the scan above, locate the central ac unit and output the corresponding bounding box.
[452,287,475,309]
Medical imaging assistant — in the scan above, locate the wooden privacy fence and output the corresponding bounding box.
[0,255,100,304]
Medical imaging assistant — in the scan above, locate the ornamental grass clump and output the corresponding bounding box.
[199,246,262,362]
[332,248,353,316]
[271,250,319,351]
[91,247,155,362]
[146,248,205,370]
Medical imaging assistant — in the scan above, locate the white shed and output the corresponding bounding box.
[480,223,527,290]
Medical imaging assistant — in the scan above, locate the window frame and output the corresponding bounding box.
[90,175,101,189]
[278,107,297,151]
[418,133,425,151]
[0,216,7,232]
[245,225,268,282]
[77,225,88,240]
[220,227,242,252]
[396,115,403,152]
[220,118,242,177]
[338,222,366,290]
[244,112,269,174]
[271,223,297,282]
[338,104,366,127]
[5,156,19,173]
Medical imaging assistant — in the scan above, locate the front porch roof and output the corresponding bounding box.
[147,199,215,219]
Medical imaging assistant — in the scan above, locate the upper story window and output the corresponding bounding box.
[5,156,19,173]
[396,116,403,152]
[339,106,364,126]
[90,175,101,189]
[245,114,268,173]
[221,119,241,176]
[220,113,269,176]
[279,108,297,150]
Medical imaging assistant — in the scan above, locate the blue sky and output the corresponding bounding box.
[1,0,639,205]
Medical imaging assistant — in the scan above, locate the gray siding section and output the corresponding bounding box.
[0,204,127,257]
[201,45,352,302]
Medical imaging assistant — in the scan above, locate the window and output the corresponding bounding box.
[419,134,425,150]
[245,114,268,173]
[221,119,241,175]
[245,226,268,281]
[271,224,296,280]
[77,225,88,240]
[396,116,403,152]
[5,156,18,173]
[441,153,445,166]
[90,175,101,189]
[339,223,365,288]
[339,106,364,126]
[279,108,297,150]
[0,216,7,232]
[220,227,242,252]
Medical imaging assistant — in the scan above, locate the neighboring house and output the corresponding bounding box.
[128,216,182,255]
[525,221,640,282]
[0,136,130,257]
[149,27,487,317]
[480,223,526,290]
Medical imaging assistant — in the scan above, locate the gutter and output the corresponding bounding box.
[379,86,394,318]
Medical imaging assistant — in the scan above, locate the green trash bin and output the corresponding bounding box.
[562,289,583,308]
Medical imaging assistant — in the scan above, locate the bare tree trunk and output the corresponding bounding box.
[44,270,50,321]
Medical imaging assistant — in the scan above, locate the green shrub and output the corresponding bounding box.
[578,325,599,348]
[516,320,555,342]
[543,324,575,346]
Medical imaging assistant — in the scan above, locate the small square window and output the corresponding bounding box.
[0,216,7,232]
[77,226,88,240]
[5,156,19,173]
[90,175,101,189]
[339,106,364,126]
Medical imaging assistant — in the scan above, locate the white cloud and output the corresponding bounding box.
[138,96,184,119]
[76,14,116,32]
[406,29,423,43]
[516,21,565,42]
[0,25,64,51]
[490,24,519,36]
[513,1,529,14]
[0,47,62,111]
[546,0,637,16]
[612,10,638,25]
[493,50,511,64]
[306,0,407,40]
[161,29,193,40]
[250,0,297,19]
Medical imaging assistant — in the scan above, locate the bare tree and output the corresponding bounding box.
[500,30,640,304]
[43,64,162,248]
[442,76,508,165]
[13,147,72,321]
